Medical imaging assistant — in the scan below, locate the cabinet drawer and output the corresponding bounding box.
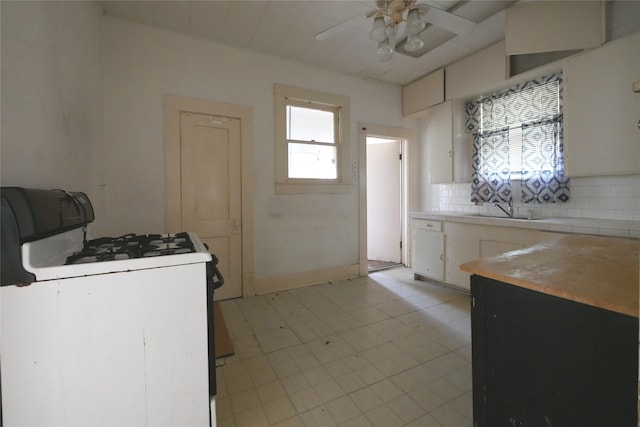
[413,219,442,232]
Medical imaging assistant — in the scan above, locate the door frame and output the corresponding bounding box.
[165,95,255,296]
[358,123,416,276]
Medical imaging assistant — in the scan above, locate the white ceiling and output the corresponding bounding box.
[99,0,516,86]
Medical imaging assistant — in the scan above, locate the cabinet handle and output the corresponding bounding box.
[440,254,444,261]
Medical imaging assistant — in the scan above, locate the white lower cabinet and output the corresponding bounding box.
[445,234,480,291]
[412,219,444,281]
[412,219,568,291]
[442,222,481,291]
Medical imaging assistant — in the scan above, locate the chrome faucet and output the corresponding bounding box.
[493,200,513,218]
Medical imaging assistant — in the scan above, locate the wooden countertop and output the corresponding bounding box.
[460,234,639,318]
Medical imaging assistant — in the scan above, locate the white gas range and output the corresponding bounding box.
[1,187,222,426]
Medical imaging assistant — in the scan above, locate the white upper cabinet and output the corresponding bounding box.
[563,32,640,177]
[446,41,507,101]
[417,100,470,185]
[505,1,604,55]
[426,101,453,184]
[402,69,445,117]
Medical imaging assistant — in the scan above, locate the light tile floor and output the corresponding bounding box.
[215,267,473,427]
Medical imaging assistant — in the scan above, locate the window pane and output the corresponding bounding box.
[287,106,335,143]
[288,142,337,179]
[509,127,523,177]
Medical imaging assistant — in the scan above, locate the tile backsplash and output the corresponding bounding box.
[438,174,640,221]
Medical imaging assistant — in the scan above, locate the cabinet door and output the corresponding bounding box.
[426,101,453,184]
[446,41,506,101]
[505,1,603,55]
[403,69,445,117]
[564,33,640,176]
[446,236,479,290]
[412,224,444,281]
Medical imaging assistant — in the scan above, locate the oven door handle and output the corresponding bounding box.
[207,254,224,290]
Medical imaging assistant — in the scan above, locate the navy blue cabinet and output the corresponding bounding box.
[471,275,638,427]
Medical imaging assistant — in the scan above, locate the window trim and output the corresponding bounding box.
[274,84,352,194]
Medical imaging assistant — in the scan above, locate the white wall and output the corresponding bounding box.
[101,17,406,285]
[0,1,105,227]
[0,2,407,290]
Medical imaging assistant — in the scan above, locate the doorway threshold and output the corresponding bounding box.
[368,260,403,273]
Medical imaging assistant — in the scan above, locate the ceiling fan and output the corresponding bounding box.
[315,0,477,61]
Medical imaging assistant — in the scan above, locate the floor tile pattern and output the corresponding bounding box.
[215,267,472,427]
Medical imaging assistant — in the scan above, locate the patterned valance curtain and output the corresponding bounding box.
[471,128,512,203]
[466,72,569,204]
[465,73,563,134]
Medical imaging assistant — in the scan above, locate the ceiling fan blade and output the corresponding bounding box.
[419,5,477,36]
[315,13,370,41]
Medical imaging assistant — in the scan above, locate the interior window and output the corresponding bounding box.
[274,84,351,194]
[286,103,338,179]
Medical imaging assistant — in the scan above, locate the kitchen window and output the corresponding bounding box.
[274,84,351,194]
[466,72,569,204]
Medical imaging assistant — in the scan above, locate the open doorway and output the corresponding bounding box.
[358,124,413,275]
[366,136,403,272]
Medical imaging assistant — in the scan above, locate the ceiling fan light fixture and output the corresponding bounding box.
[404,33,424,52]
[369,16,389,42]
[376,39,394,62]
[406,8,425,35]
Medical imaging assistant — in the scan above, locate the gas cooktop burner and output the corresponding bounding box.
[64,232,196,265]
[143,247,194,257]
[69,252,134,264]
[147,234,189,246]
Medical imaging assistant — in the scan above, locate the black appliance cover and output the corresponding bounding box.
[1,187,95,286]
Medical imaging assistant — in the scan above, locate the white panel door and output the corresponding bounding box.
[180,112,242,300]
